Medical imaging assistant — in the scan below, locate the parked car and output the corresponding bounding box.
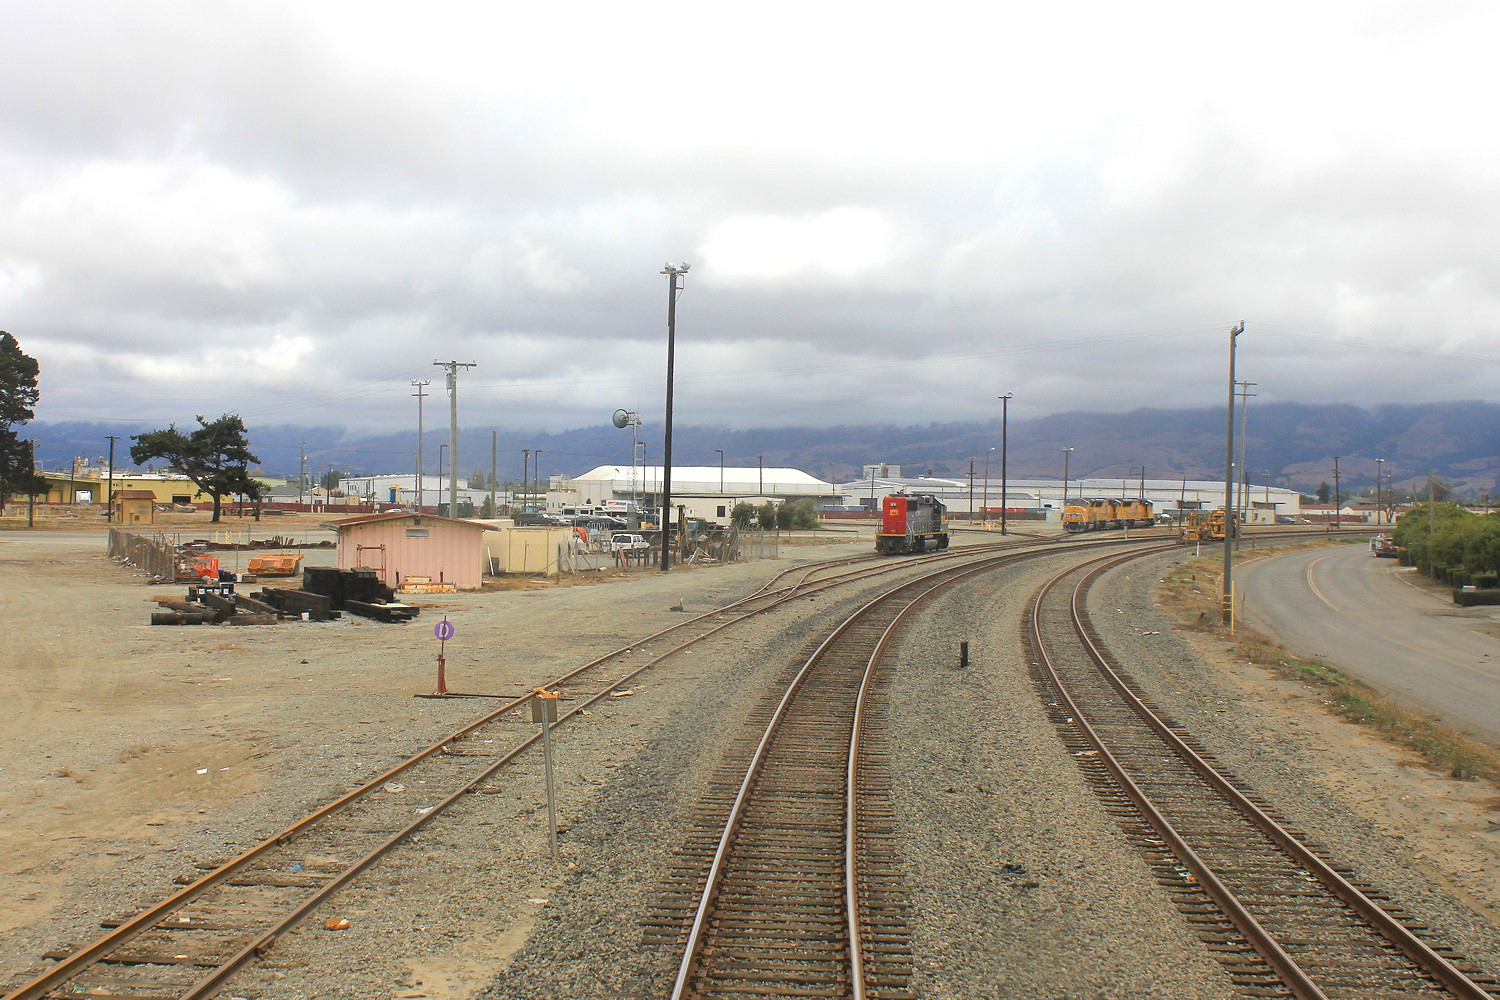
[609,533,650,552]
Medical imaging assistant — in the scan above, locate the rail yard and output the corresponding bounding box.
[4,523,1500,999]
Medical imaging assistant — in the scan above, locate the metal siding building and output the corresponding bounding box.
[331,512,488,590]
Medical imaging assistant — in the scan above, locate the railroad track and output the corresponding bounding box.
[3,536,1066,1000]
[653,544,1084,1000]
[1028,546,1499,999]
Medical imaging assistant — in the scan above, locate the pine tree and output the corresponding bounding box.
[0,331,45,502]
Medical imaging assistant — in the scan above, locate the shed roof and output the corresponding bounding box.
[329,511,491,532]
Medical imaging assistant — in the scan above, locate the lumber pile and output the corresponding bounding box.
[148,568,419,625]
[302,567,420,623]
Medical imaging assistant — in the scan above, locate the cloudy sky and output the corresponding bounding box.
[3,2,1498,436]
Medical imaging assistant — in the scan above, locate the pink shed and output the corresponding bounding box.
[330,512,488,590]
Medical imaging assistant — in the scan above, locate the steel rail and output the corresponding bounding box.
[670,545,1066,999]
[6,540,1039,1000]
[1031,547,1328,999]
[1065,548,1494,1000]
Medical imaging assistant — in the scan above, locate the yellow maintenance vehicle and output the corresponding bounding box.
[1180,509,1232,543]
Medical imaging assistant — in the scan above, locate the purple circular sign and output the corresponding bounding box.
[434,620,456,641]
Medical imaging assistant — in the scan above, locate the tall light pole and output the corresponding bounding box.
[1061,447,1074,511]
[999,393,1012,535]
[660,262,689,572]
[521,449,530,512]
[982,447,994,524]
[298,441,307,508]
[1221,321,1244,626]
[715,449,724,495]
[758,455,764,497]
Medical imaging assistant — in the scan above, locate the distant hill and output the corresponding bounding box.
[24,402,1499,498]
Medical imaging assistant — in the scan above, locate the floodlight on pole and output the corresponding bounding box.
[1221,321,1245,626]
[659,262,689,571]
[613,408,642,512]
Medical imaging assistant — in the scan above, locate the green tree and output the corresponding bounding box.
[756,501,777,531]
[1315,482,1331,504]
[321,469,343,492]
[469,468,487,490]
[730,501,758,529]
[0,331,45,503]
[783,498,822,530]
[130,414,262,523]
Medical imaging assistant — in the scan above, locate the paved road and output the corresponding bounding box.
[1238,542,1500,744]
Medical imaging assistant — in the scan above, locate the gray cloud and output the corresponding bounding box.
[2,2,1497,438]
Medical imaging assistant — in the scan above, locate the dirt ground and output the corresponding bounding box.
[4,519,1500,990]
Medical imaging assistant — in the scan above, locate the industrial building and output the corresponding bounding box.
[549,465,833,522]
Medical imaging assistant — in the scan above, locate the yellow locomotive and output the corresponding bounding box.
[1062,497,1156,533]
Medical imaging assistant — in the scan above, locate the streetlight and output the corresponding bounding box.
[758,455,764,497]
[1221,320,1245,626]
[982,447,994,524]
[999,393,1012,535]
[715,449,724,495]
[1061,447,1074,511]
[660,261,689,572]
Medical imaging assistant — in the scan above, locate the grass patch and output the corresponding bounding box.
[1159,546,1497,783]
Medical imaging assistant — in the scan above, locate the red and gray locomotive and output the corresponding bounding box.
[875,492,950,554]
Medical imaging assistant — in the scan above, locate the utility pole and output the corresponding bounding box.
[1374,457,1384,525]
[298,441,307,508]
[1221,320,1244,626]
[411,380,429,512]
[1235,381,1257,537]
[521,449,530,512]
[490,430,497,519]
[105,435,119,522]
[758,455,764,497]
[999,393,1012,535]
[433,362,476,519]
[660,261,689,571]
[1333,456,1341,531]
[1429,472,1436,538]
[967,457,975,522]
[982,447,994,525]
[28,440,36,527]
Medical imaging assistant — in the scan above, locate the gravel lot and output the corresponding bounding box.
[5,526,1500,999]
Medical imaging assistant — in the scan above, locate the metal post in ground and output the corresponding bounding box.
[533,689,561,858]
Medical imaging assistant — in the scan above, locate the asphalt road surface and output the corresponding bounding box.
[1238,541,1500,744]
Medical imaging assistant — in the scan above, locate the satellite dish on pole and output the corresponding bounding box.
[612,409,630,429]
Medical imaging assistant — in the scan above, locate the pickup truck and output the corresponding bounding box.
[609,533,650,552]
